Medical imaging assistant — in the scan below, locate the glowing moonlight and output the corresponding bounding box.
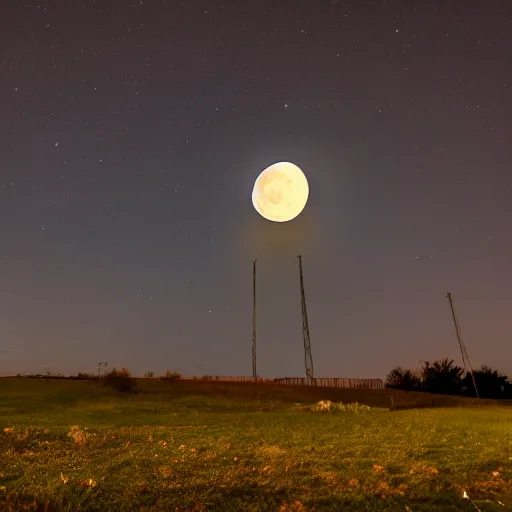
[252,162,309,222]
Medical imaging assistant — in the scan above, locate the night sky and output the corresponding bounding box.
[1,1,511,380]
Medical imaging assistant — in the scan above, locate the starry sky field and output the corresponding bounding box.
[1,1,510,379]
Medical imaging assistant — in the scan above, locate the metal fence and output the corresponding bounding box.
[185,375,384,389]
[189,376,275,384]
[273,377,384,389]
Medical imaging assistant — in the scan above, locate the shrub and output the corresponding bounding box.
[311,401,373,413]
[161,369,181,381]
[67,425,88,445]
[74,372,95,380]
[385,367,421,391]
[104,368,137,392]
[419,358,465,395]
[463,365,510,398]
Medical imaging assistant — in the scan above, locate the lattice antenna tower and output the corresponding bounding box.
[446,292,479,398]
[252,259,257,382]
[298,254,314,384]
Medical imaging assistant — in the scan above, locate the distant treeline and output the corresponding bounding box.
[12,369,181,392]
[12,359,512,401]
[14,370,180,381]
[385,358,512,399]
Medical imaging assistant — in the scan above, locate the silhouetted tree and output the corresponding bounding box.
[74,372,94,380]
[463,365,510,399]
[385,367,421,391]
[505,381,512,399]
[161,369,181,381]
[104,368,137,392]
[419,358,465,395]
[386,358,512,399]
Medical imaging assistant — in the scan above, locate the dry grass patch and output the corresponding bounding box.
[314,469,339,486]
[279,500,308,511]
[310,400,376,413]
[258,444,287,457]
[67,425,88,445]
[369,480,409,499]
[154,465,173,478]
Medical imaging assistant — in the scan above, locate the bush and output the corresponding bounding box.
[73,372,95,380]
[311,401,374,413]
[160,369,181,381]
[420,358,465,395]
[385,359,511,398]
[104,368,137,392]
[463,365,510,398]
[385,367,421,391]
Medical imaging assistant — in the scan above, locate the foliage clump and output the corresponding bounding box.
[385,358,512,398]
[310,400,373,413]
[104,367,137,392]
[73,372,96,380]
[160,369,181,381]
[385,367,421,391]
[67,425,88,445]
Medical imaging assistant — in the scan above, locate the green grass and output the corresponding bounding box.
[0,378,511,511]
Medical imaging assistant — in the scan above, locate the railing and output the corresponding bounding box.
[273,377,384,389]
[189,375,275,384]
[183,375,384,389]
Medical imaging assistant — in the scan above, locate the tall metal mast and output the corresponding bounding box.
[446,292,479,398]
[252,259,257,382]
[298,254,314,384]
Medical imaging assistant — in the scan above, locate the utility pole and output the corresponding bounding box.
[298,254,314,385]
[104,362,108,378]
[97,362,102,380]
[446,292,479,398]
[252,259,257,382]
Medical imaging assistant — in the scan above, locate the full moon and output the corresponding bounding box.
[252,162,309,222]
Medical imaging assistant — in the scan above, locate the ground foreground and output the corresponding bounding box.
[0,378,511,511]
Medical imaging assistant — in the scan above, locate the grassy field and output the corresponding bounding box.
[0,378,511,512]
